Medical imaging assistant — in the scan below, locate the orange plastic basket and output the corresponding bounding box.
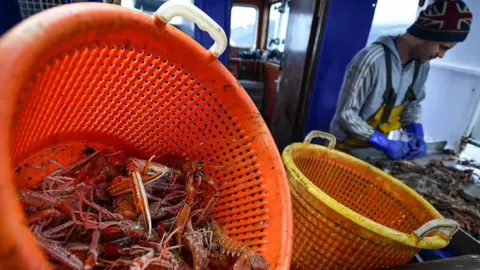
[0,2,292,269]
[283,131,459,269]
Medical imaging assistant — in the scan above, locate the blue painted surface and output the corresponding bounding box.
[418,247,458,261]
[194,0,231,65]
[305,0,377,134]
[0,0,22,35]
[0,0,101,36]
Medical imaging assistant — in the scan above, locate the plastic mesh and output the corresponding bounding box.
[285,145,442,269]
[17,0,86,19]
[12,41,269,251]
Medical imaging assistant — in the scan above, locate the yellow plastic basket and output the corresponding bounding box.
[282,131,460,269]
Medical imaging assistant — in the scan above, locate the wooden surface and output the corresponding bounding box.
[394,255,480,270]
[263,62,280,126]
[271,0,325,150]
[228,58,264,81]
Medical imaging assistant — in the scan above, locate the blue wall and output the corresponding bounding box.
[194,0,231,65]
[305,0,377,133]
[0,0,21,35]
[0,0,104,35]
[1,0,231,64]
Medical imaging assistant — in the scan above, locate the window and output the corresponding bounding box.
[367,0,422,44]
[266,1,290,52]
[230,5,259,49]
[121,0,195,37]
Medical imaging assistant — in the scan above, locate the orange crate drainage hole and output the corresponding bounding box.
[14,142,109,188]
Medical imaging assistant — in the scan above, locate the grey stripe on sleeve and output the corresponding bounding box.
[338,46,383,140]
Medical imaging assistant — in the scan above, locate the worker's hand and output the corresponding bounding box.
[404,123,427,160]
[405,137,426,160]
[368,131,410,160]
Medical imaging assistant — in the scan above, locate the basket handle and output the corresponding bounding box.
[413,218,460,240]
[304,130,336,149]
[155,1,228,58]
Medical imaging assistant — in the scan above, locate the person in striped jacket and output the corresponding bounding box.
[330,0,472,160]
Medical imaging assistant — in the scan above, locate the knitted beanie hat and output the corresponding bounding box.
[407,0,472,42]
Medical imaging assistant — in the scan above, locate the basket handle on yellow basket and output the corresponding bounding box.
[413,218,460,240]
[155,1,228,58]
[304,130,336,149]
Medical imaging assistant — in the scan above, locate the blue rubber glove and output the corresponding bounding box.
[404,123,427,160]
[368,130,410,160]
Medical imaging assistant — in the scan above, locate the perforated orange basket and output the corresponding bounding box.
[0,2,292,269]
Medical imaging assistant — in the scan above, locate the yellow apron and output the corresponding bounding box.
[340,43,420,149]
[341,102,407,148]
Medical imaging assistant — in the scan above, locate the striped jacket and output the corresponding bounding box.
[329,36,430,142]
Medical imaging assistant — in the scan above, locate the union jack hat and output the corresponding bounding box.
[407,0,473,42]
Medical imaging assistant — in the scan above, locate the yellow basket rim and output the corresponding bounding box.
[282,142,449,249]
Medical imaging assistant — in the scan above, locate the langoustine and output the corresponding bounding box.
[19,146,269,269]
